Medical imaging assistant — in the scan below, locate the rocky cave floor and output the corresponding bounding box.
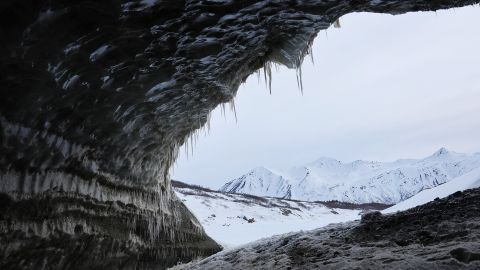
[173,188,480,269]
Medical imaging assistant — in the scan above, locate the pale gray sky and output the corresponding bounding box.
[171,6,480,189]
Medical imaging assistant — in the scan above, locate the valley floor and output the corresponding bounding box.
[173,181,388,247]
[172,187,480,269]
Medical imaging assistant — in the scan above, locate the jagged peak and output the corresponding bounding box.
[250,166,272,174]
[432,147,450,157]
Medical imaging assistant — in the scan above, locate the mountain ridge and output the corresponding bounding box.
[220,148,480,204]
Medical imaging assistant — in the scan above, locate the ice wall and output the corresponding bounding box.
[0,0,478,269]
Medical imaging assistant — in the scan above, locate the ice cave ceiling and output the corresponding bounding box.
[0,0,478,269]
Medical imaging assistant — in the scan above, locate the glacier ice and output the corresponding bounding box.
[1,0,479,269]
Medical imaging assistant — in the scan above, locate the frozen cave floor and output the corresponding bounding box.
[174,187,480,270]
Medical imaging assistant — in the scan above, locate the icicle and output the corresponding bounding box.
[334,18,341,28]
[221,103,226,120]
[263,61,272,94]
[308,46,315,65]
[229,99,237,123]
[296,65,304,95]
[205,112,211,135]
[192,130,197,156]
[184,137,189,159]
[189,135,194,157]
[273,62,279,72]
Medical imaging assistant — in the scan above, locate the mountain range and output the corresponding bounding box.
[173,165,480,247]
[219,148,480,204]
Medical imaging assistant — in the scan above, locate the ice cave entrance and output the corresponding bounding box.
[171,7,480,190]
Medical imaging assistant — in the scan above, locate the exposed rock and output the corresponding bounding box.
[174,188,480,269]
[243,216,256,223]
[1,0,478,269]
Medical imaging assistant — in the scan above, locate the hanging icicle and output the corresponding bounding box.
[334,18,341,28]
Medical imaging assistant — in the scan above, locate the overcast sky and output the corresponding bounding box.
[171,6,480,189]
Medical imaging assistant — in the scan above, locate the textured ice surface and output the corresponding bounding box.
[1,0,479,269]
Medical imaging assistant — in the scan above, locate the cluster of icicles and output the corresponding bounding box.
[177,19,339,161]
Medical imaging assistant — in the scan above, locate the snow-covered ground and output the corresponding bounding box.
[175,164,480,248]
[173,182,384,247]
[175,151,480,248]
[220,148,480,204]
[383,167,480,213]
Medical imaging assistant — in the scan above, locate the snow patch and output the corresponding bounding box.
[175,185,362,247]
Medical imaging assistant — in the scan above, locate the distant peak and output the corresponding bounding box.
[251,166,270,173]
[312,156,340,164]
[433,147,450,157]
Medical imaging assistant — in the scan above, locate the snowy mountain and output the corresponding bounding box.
[220,148,480,204]
[219,166,292,199]
[383,167,480,213]
[173,180,388,247]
